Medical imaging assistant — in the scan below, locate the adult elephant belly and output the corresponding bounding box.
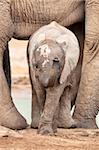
[12,0,84,40]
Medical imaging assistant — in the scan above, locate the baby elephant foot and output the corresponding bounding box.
[58,117,76,128]
[31,122,38,129]
[70,119,98,129]
[38,123,54,135]
[52,123,57,133]
[31,119,39,129]
[0,106,28,130]
[52,119,58,133]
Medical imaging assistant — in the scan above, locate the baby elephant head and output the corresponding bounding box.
[32,39,65,87]
[28,23,80,87]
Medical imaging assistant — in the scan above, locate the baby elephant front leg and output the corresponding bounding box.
[38,86,64,135]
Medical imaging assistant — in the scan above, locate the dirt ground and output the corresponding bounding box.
[0,128,99,150]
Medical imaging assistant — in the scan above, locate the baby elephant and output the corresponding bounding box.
[27,21,81,135]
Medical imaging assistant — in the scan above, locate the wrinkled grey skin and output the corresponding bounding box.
[0,0,98,130]
[27,22,83,134]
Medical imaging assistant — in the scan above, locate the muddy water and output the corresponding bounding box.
[12,86,32,124]
[9,39,32,124]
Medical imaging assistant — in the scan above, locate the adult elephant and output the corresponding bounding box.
[0,0,98,129]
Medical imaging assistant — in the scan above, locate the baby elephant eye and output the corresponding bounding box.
[35,64,38,69]
[33,63,38,69]
[53,57,59,63]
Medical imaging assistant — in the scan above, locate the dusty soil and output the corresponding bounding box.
[0,128,99,150]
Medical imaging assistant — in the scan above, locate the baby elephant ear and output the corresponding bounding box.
[28,33,46,67]
[57,33,80,84]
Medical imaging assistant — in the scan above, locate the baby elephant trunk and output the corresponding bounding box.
[39,74,50,88]
[39,70,57,88]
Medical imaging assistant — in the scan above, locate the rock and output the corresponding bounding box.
[0,126,23,138]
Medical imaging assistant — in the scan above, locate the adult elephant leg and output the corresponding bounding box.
[73,0,99,128]
[3,44,11,90]
[0,4,27,129]
[0,46,28,129]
